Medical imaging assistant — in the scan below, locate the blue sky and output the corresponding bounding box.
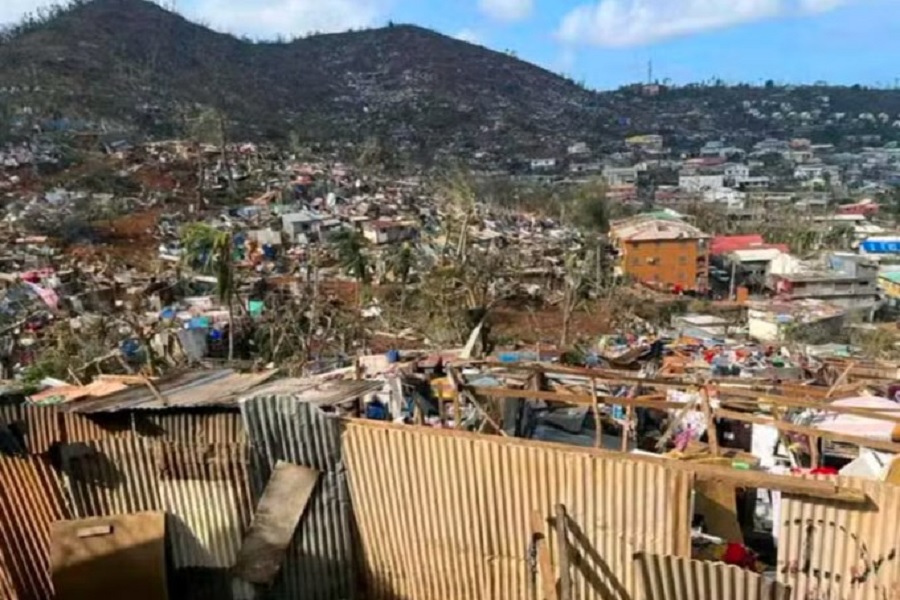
[4,0,899,89]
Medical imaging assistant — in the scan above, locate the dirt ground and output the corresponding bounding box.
[66,208,162,269]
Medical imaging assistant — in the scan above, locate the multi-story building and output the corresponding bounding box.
[767,253,880,316]
[610,217,710,292]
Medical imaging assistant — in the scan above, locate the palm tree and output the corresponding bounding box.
[181,223,237,361]
[385,241,417,313]
[330,229,370,307]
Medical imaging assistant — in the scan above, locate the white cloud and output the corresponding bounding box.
[478,0,534,22]
[454,28,481,44]
[184,0,388,38]
[557,0,862,47]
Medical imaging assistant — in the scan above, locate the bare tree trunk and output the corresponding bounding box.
[228,295,235,362]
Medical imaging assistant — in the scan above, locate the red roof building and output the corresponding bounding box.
[711,235,789,256]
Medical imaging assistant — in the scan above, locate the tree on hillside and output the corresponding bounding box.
[385,241,418,314]
[330,229,370,306]
[568,179,610,232]
[187,106,233,192]
[559,248,597,348]
[181,223,237,360]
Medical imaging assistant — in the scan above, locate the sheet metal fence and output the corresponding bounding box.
[342,421,694,600]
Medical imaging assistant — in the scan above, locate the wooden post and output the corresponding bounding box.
[448,367,462,429]
[530,511,559,600]
[810,434,821,469]
[555,505,571,600]
[591,377,602,448]
[700,385,719,456]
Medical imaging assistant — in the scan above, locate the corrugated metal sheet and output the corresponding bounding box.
[157,442,253,569]
[61,411,133,444]
[0,399,26,455]
[64,369,279,413]
[23,404,59,454]
[240,392,358,600]
[0,400,60,455]
[0,550,18,600]
[61,437,161,517]
[634,553,791,600]
[778,476,900,600]
[342,421,694,600]
[0,455,69,600]
[141,411,248,444]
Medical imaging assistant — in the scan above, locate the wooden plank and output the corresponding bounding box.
[700,386,719,456]
[472,386,684,411]
[530,511,558,600]
[714,389,900,423]
[234,461,321,584]
[715,408,900,455]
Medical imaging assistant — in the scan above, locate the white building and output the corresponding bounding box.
[679,174,725,192]
[530,158,557,170]
[703,188,746,210]
[724,163,750,182]
[603,166,638,186]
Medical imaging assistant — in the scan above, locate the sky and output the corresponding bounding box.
[3,0,900,90]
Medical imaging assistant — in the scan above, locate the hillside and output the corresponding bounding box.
[0,0,608,158]
[3,0,900,160]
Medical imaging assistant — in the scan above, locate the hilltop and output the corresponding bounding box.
[3,0,900,160]
[0,0,607,158]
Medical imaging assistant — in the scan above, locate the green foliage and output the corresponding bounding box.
[330,229,370,284]
[570,180,609,232]
[180,223,234,303]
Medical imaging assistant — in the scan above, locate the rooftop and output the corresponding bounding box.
[611,218,708,242]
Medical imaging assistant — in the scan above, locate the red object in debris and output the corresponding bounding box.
[810,467,839,476]
[721,543,757,569]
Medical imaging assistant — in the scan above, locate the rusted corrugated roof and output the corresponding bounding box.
[634,552,791,600]
[142,411,248,444]
[61,411,133,444]
[239,392,359,600]
[245,378,382,406]
[342,420,694,600]
[778,476,900,600]
[0,455,69,600]
[61,369,279,413]
[62,437,161,517]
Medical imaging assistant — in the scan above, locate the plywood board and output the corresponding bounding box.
[233,461,320,584]
[50,512,167,600]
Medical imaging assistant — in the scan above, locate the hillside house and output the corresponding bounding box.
[603,166,638,187]
[529,158,557,171]
[679,175,725,192]
[282,210,324,243]
[610,217,710,292]
[361,220,418,245]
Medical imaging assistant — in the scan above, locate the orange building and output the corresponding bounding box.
[611,218,710,292]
